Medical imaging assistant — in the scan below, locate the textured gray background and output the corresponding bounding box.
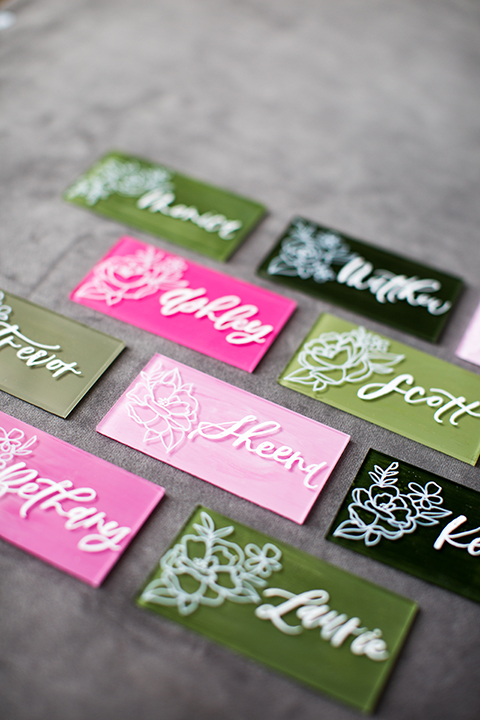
[1,0,480,718]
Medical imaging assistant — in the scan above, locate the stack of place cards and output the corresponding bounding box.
[70,237,296,372]
[64,152,266,261]
[137,506,417,713]
[279,313,480,465]
[0,289,124,417]
[328,449,480,604]
[0,411,164,586]
[258,217,463,342]
[97,353,350,523]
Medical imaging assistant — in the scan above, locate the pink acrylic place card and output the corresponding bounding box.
[97,354,350,523]
[70,237,296,372]
[0,411,164,586]
[456,302,480,367]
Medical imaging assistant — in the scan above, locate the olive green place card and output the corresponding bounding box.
[64,151,266,261]
[0,289,124,417]
[279,313,480,465]
[328,449,480,604]
[257,218,463,342]
[137,506,417,713]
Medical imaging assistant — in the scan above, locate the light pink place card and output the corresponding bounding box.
[97,354,350,523]
[0,411,164,586]
[456,302,480,367]
[70,237,296,372]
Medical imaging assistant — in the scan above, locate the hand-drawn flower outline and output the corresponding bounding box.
[73,247,189,306]
[0,426,37,471]
[139,511,283,615]
[126,362,198,453]
[267,219,355,284]
[65,156,173,206]
[333,462,452,546]
[284,326,405,392]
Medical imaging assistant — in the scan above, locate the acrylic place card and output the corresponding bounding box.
[257,217,463,343]
[456,301,480,367]
[0,411,164,586]
[0,290,124,417]
[70,236,296,373]
[279,313,480,465]
[328,449,480,604]
[64,151,266,261]
[137,506,417,713]
[97,354,350,523]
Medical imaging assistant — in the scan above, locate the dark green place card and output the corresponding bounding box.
[328,449,480,604]
[64,152,266,261]
[137,506,417,713]
[257,218,463,342]
[0,290,124,417]
[279,313,480,465]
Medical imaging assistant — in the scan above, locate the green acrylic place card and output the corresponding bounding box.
[257,217,463,342]
[279,313,480,465]
[64,152,266,261]
[0,290,124,417]
[137,506,417,713]
[328,449,480,604]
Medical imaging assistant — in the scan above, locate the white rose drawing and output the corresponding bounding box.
[126,362,199,452]
[0,426,37,471]
[333,462,452,546]
[284,326,405,392]
[74,247,189,306]
[267,219,355,284]
[139,511,283,616]
[65,156,173,206]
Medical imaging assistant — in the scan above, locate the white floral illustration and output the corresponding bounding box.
[267,219,355,284]
[0,426,37,470]
[333,462,452,546]
[126,362,198,452]
[139,511,283,616]
[74,247,189,306]
[284,326,405,392]
[65,156,173,206]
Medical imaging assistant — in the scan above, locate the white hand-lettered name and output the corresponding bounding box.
[336,256,451,316]
[159,288,274,345]
[0,460,131,552]
[0,318,82,379]
[255,588,389,661]
[357,373,480,426]
[434,515,480,556]
[137,189,243,241]
[188,414,327,489]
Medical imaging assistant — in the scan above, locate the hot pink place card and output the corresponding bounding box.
[456,302,480,367]
[0,411,164,586]
[97,354,350,523]
[70,237,296,372]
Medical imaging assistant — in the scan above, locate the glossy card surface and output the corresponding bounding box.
[456,301,480,367]
[64,151,266,261]
[328,449,480,604]
[70,237,296,373]
[0,290,124,417]
[97,354,350,523]
[0,411,164,586]
[258,217,463,342]
[137,506,417,713]
[279,313,480,465]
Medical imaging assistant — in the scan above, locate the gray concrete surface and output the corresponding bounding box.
[1,0,480,718]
